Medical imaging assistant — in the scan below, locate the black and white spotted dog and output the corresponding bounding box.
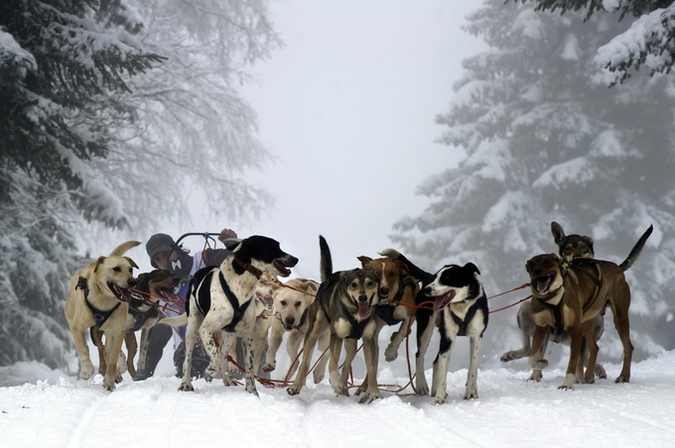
[178,235,298,395]
[381,249,488,404]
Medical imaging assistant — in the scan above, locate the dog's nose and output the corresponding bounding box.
[285,316,295,326]
[128,278,136,287]
[358,294,369,302]
[424,286,432,295]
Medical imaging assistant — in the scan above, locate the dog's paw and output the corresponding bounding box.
[178,382,194,392]
[358,390,381,404]
[287,384,301,396]
[463,387,478,400]
[614,375,630,384]
[354,382,367,396]
[416,379,430,396]
[384,345,399,362]
[80,361,95,380]
[500,351,517,362]
[559,374,576,390]
[221,374,236,387]
[312,369,325,384]
[432,394,447,405]
[261,362,275,373]
[527,370,543,382]
[102,378,116,392]
[595,364,607,379]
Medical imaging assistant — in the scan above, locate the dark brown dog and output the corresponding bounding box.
[525,223,651,389]
[501,222,605,381]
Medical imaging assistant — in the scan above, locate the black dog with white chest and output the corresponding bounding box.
[381,249,488,404]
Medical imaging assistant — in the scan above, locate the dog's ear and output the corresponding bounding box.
[395,260,410,275]
[93,256,106,273]
[298,280,318,294]
[124,256,139,269]
[357,256,372,267]
[464,262,481,276]
[551,222,565,246]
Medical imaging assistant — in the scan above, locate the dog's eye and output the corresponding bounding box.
[295,302,301,308]
[280,300,287,306]
[350,282,359,289]
[113,267,121,272]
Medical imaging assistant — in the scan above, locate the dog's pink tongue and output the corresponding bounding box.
[358,302,371,320]
[536,277,551,294]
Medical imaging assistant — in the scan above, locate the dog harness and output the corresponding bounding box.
[445,295,489,337]
[192,269,252,333]
[376,274,417,326]
[76,276,121,328]
[317,282,372,339]
[561,259,606,315]
[126,300,158,333]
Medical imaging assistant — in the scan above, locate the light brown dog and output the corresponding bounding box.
[65,241,140,391]
[261,278,329,383]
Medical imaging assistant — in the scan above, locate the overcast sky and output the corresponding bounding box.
[181,0,485,278]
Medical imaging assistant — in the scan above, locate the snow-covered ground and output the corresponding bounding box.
[2,345,675,448]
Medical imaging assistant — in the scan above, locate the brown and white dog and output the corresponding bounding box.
[501,222,606,381]
[91,269,180,380]
[261,277,330,383]
[64,241,140,391]
[525,224,652,389]
[287,236,381,403]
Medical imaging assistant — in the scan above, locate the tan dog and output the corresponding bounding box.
[261,278,329,383]
[65,241,140,391]
[91,269,180,380]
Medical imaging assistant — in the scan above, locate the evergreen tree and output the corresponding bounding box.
[520,0,675,84]
[0,0,279,368]
[393,0,675,362]
[0,0,162,368]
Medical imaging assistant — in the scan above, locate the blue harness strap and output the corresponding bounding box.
[218,272,252,333]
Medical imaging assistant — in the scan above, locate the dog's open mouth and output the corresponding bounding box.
[433,290,456,313]
[274,260,292,277]
[533,274,555,294]
[109,283,132,303]
[358,302,371,320]
[256,293,274,310]
[159,287,182,302]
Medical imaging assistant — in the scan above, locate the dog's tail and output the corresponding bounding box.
[109,240,142,257]
[159,313,188,327]
[619,224,653,271]
[319,235,333,282]
[379,248,435,285]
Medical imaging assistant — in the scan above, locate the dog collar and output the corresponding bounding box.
[233,256,263,279]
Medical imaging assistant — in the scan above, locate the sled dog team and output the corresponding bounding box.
[65,222,653,403]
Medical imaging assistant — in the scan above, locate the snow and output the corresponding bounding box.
[3,348,675,447]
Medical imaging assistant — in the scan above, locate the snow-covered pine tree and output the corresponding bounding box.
[522,0,675,84]
[0,0,163,368]
[393,0,675,363]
